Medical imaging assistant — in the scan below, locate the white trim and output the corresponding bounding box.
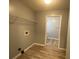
[12,42,65,59]
[12,43,35,59]
[47,37,58,40]
[12,53,21,59]
[58,16,62,48]
[24,43,35,52]
[58,48,66,51]
[12,43,45,59]
[34,43,45,46]
[45,15,62,48]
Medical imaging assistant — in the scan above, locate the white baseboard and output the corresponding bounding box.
[24,43,35,52]
[34,43,45,46]
[12,53,21,59]
[12,43,35,59]
[58,48,66,51]
[12,43,45,59]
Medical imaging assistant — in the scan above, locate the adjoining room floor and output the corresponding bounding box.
[17,43,66,59]
[46,39,59,48]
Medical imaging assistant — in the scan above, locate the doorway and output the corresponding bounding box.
[45,15,62,48]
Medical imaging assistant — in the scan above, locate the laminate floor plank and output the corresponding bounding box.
[17,40,66,59]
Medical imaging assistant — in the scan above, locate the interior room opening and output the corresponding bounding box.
[46,16,62,48]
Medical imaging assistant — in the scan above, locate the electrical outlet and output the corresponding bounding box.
[21,50,24,54]
[18,48,21,51]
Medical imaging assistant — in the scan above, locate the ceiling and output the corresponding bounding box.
[21,0,70,12]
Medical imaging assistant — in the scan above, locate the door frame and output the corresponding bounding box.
[45,15,62,48]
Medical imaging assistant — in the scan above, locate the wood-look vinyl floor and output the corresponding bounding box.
[17,40,66,59]
[46,39,59,48]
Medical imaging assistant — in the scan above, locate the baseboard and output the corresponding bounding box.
[12,43,35,59]
[24,43,35,52]
[58,48,66,51]
[12,43,45,59]
[12,53,21,59]
[34,43,45,46]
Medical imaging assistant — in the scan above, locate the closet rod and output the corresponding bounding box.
[10,15,37,23]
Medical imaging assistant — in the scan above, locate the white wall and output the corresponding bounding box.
[35,10,69,48]
[9,0,69,58]
[10,0,35,21]
[9,0,36,59]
